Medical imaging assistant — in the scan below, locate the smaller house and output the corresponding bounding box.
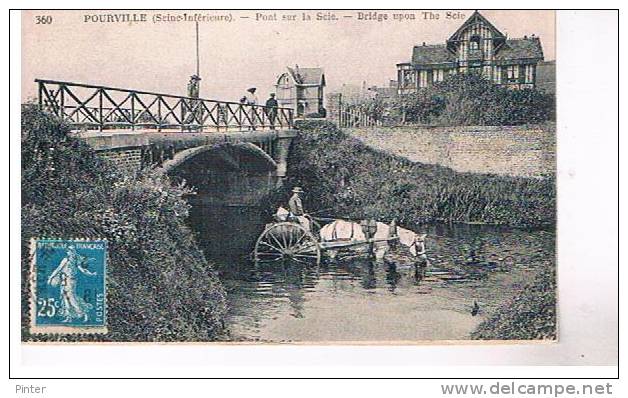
[275,65,326,117]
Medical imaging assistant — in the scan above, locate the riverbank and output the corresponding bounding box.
[287,120,555,228]
[472,264,556,340]
[21,107,227,342]
[282,120,556,340]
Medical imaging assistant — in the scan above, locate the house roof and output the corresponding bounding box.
[448,11,505,43]
[409,37,543,67]
[405,11,543,67]
[286,67,325,86]
[411,44,455,65]
[495,38,544,60]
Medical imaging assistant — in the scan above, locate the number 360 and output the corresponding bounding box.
[35,16,52,24]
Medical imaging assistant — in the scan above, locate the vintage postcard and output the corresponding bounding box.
[20,9,557,343]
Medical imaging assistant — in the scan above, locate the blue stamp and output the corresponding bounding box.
[30,239,107,334]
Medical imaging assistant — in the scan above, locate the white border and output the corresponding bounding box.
[7,4,620,382]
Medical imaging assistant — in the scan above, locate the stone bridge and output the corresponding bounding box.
[76,128,297,178]
[37,79,299,206]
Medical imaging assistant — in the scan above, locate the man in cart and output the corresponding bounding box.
[288,187,304,216]
[287,187,311,231]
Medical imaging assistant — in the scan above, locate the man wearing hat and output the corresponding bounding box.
[288,187,311,231]
[185,74,203,130]
[288,187,305,217]
[265,93,278,129]
[187,74,201,99]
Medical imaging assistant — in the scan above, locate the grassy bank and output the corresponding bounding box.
[472,264,556,340]
[287,120,555,229]
[21,107,226,341]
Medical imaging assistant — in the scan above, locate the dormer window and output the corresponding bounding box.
[470,35,481,51]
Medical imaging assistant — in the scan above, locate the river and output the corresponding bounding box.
[188,205,555,342]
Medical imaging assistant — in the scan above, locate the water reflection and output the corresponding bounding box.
[188,205,555,341]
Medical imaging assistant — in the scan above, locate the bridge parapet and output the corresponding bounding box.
[36,79,294,133]
[74,129,298,176]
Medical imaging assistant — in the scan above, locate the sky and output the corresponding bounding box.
[21,10,555,103]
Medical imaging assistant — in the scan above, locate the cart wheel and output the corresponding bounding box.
[254,222,321,266]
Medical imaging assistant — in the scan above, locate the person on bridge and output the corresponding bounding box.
[187,74,201,99]
[240,87,259,130]
[265,93,278,130]
[185,74,202,130]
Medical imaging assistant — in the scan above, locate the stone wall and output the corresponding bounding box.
[74,132,148,172]
[347,124,555,178]
[97,147,144,171]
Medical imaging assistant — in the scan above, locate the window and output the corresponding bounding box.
[483,40,491,58]
[506,65,519,81]
[459,43,468,60]
[525,65,535,83]
[419,71,428,88]
[433,69,444,83]
[470,35,481,51]
[494,66,501,84]
[482,66,491,78]
[403,70,416,88]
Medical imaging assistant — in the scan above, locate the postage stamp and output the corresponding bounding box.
[29,239,108,334]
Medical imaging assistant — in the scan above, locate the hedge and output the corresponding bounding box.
[21,106,227,342]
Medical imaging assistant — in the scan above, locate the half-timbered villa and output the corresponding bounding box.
[397,11,545,94]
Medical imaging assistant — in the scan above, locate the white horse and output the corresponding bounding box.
[319,220,426,260]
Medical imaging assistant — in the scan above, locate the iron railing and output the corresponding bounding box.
[36,79,294,132]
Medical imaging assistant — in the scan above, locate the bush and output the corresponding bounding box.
[290,120,555,228]
[21,106,227,341]
[391,73,555,126]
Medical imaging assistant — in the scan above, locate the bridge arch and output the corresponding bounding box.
[160,142,277,175]
[165,141,285,257]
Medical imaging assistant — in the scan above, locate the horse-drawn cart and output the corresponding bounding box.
[253,217,404,266]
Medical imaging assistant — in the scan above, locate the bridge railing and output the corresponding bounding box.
[36,79,294,132]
